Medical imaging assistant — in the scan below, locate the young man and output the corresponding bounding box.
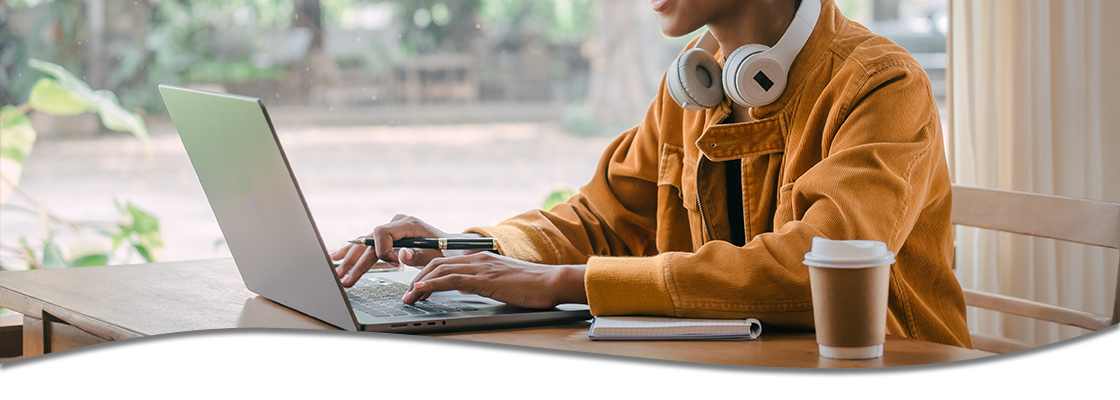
[332,0,972,348]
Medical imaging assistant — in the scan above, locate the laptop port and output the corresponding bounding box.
[427,322,435,325]
[390,324,406,328]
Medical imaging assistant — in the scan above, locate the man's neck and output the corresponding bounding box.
[708,0,801,57]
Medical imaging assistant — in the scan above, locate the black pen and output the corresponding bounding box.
[349,237,498,251]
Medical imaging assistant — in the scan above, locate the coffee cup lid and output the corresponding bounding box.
[803,237,895,268]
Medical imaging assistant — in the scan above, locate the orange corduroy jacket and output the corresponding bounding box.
[470,0,971,348]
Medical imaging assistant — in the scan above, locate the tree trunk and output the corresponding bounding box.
[584,0,652,128]
[291,0,339,103]
[873,0,901,21]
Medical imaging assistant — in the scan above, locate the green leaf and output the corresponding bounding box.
[543,188,576,210]
[91,89,150,143]
[0,105,37,205]
[27,78,89,116]
[72,254,110,267]
[0,105,37,164]
[17,236,41,270]
[133,243,155,264]
[1,104,30,127]
[26,59,152,156]
[69,239,107,267]
[41,241,72,269]
[26,59,102,107]
[100,225,131,251]
[126,202,162,245]
[112,227,131,251]
[124,201,162,261]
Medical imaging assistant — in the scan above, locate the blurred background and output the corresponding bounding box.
[0,0,948,271]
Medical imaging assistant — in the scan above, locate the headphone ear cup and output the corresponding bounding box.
[722,44,780,108]
[667,48,724,110]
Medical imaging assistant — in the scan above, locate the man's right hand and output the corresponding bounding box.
[329,214,485,287]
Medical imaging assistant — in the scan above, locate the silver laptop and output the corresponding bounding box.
[159,84,591,332]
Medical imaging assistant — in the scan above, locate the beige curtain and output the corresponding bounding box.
[949,0,1120,345]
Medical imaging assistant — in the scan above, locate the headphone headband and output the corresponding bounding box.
[766,0,820,73]
[694,30,720,54]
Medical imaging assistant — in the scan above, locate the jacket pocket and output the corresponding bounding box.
[658,143,685,201]
[776,181,796,226]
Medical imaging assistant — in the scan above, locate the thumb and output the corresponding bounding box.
[398,247,442,266]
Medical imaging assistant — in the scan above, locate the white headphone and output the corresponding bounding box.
[666,0,821,110]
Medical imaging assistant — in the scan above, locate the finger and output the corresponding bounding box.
[412,252,491,284]
[367,224,401,267]
[405,259,484,301]
[412,273,475,296]
[330,243,352,260]
[404,252,486,299]
[334,243,366,278]
[405,277,454,304]
[398,248,417,266]
[408,266,434,295]
[336,246,369,287]
[342,246,379,287]
[398,247,443,267]
[407,290,433,303]
[369,215,455,265]
[403,258,458,303]
[371,217,433,265]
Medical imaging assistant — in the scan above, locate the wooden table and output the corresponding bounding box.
[0,259,993,367]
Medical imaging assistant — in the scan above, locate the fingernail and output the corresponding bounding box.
[402,292,412,303]
[413,281,426,290]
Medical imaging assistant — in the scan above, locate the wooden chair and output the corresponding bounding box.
[950,184,1120,354]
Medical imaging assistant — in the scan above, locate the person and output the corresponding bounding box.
[331,0,972,348]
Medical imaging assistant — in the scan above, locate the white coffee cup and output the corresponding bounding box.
[804,237,895,359]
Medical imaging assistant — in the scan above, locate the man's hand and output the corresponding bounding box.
[330,214,484,287]
[403,252,588,309]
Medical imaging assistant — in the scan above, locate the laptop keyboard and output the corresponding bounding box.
[345,277,479,318]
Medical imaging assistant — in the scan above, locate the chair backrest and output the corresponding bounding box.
[950,184,1120,353]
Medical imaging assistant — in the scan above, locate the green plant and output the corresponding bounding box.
[4,198,163,269]
[542,187,575,211]
[0,59,161,271]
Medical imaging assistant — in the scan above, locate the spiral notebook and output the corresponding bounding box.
[588,316,762,341]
